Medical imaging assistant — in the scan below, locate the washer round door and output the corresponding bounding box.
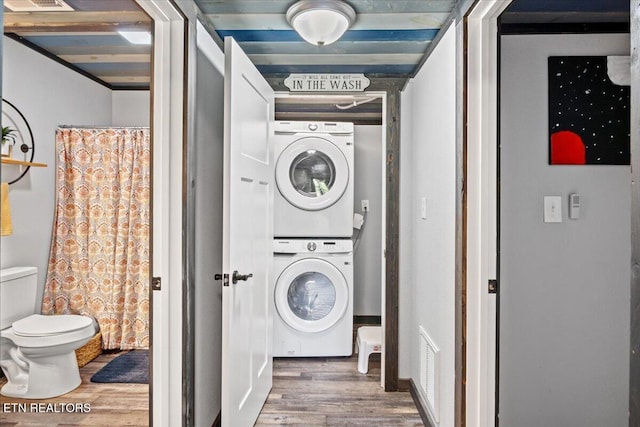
[275,258,349,333]
[275,137,349,211]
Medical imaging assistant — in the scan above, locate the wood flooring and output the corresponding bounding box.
[256,353,424,426]
[0,332,423,426]
[0,351,149,427]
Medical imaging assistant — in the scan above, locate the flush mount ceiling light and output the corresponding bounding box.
[286,0,356,46]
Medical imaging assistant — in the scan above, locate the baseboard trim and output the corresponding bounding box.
[398,378,411,392]
[408,378,437,427]
[212,410,221,427]
[353,315,382,325]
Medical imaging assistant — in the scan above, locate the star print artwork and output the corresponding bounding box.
[548,56,630,165]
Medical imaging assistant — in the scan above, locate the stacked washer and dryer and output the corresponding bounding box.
[272,121,355,357]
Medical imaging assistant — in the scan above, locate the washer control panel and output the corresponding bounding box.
[272,121,353,135]
[274,239,353,254]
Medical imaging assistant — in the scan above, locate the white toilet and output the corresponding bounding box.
[0,267,97,399]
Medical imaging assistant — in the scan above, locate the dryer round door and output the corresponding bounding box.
[275,137,349,211]
[275,258,349,333]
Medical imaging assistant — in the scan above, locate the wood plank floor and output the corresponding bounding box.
[0,329,423,426]
[0,351,149,427]
[257,348,423,426]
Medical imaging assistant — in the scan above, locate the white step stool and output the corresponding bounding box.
[356,326,382,374]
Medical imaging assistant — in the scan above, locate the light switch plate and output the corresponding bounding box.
[543,196,562,223]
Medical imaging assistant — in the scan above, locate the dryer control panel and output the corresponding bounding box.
[273,238,353,254]
[273,121,353,135]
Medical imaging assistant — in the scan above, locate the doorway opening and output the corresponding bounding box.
[0,0,158,424]
[465,0,633,424]
[274,91,388,388]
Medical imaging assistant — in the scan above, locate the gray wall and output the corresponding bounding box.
[500,34,631,426]
[353,125,382,316]
[631,1,640,422]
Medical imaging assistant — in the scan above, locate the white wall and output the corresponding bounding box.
[499,33,630,427]
[400,23,457,426]
[1,37,112,311]
[353,125,382,316]
[112,91,150,127]
[399,81,415,380]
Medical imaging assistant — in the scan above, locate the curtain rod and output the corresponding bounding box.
[58,125,150,130]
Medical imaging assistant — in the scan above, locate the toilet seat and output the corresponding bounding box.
[12,314,93,337]
[1,315,96,348]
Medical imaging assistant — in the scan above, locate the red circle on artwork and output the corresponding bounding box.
[550,130,586,164]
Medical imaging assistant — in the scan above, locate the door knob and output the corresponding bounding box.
[232,270,253,284]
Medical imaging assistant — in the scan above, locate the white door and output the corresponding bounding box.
[194,21,225,427]
[221,36,274,427]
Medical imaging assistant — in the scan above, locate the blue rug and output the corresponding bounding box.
[90,350,149,384]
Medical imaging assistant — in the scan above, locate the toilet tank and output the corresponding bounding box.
[0,267,38,330]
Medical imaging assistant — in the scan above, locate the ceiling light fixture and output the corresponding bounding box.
[286,0,356,46]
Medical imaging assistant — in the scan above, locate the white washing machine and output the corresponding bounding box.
[272,121,354,238]
[272,238,353,357]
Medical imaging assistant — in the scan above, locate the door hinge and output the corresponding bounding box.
[488,279,498,294]
[215,273,230,287]
[152,277,161,291]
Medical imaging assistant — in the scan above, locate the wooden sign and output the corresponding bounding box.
[284,74,371,92]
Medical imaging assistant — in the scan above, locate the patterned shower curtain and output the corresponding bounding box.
[42,128,150,349]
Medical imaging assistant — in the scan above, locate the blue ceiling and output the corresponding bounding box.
[502,0,630,24]
[4,0,150,89]
[194,0,457,76]
[2,0,631,90]
[507,0,629,13]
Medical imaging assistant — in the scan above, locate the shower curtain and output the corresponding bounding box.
[42,128,150,350]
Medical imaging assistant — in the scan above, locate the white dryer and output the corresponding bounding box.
[272,238,353,357]
[272,121,354,238]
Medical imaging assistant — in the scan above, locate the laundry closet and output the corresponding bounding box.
[189,30,388,427]
[276,96,384,320]
[269,96,385,358]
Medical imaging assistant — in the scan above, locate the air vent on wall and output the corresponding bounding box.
[5,0,74,12]
[419,326,440,423]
